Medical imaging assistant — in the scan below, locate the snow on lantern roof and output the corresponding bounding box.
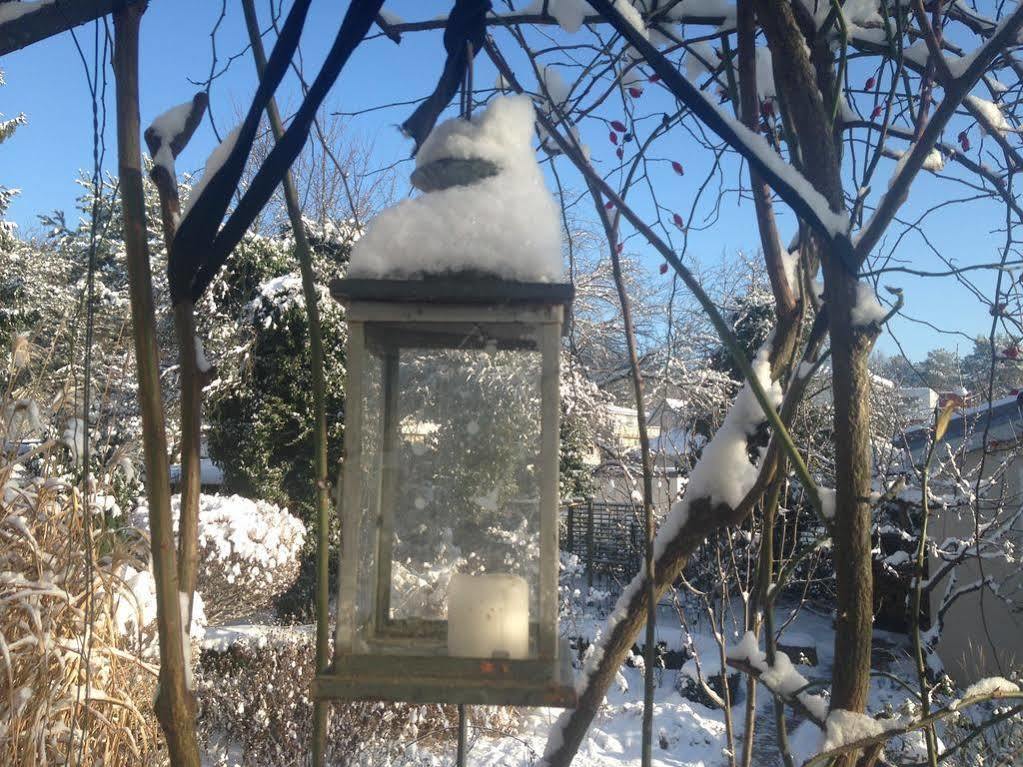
[347,95,564,283]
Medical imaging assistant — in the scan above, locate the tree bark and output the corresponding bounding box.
[112,5,200,765]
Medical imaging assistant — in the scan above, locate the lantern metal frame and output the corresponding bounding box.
[312,275,577,708]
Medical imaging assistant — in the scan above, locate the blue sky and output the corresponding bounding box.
[0,0,1011,360]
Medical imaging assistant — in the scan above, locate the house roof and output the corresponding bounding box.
[898,394,1023,455]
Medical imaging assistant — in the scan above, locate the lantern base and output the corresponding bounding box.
[311,640,578,707]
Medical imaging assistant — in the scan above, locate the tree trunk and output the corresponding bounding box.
[822,259,875,718]
[112,5,200,765]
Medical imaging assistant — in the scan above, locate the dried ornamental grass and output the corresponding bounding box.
[1,459,165,766]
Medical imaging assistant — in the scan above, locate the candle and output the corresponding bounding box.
[447,573,530,659]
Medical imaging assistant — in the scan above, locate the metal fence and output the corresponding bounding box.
[561,500,644,589]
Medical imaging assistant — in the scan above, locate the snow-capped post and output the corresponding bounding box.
[312,98,578,744]
[112,4,200,765]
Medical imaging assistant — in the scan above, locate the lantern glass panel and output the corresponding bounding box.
[351,321,544,659]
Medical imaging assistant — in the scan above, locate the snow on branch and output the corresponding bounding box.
[725,631,829,726]
[801,685,1023,766]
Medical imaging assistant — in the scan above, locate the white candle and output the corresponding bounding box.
[447,573,530,659]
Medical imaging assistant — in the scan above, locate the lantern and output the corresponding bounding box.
[312,275,576,707]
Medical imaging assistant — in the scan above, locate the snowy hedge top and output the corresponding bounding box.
[348,95,564,282]
[135,493,306,569]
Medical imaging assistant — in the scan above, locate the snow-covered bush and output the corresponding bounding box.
[133,493,306,623]
[197,627,518,766]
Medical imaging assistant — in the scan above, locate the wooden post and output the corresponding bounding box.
[112,5,200,765]
[456,704,469,767]
[586,499,595,589]
[144,93,208,627]
[239,2,335,761]
[566,504,575,554]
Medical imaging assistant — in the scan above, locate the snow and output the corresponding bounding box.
[668,0,736,23]
[842,0,882,24]
[850,281,886,327]
[377,7,404,26]
[61,417,86,464]
[181,125,240,221]
[965,94,1011,135]
[161,494,306,570]
[727,631,830,722]
[202,622,314,653]
[781,248,800,295]
[611,0,648,40]
[889,146,945,188]
[0,0,53,24]
[194,336,211,374]
[3,398,41,437]
[819,487,836,519]
[820,709,888,752]
[180,591,194,690]
[684,41,720,82]
[668,342,782,515]
[711,100,849,237]
[148,100,193,174]
[112,565,206,645]
[953,676,1020,707]
[349,95,564,282]
[754,47,776,101]
[543,65,571,105]
[526,0,593,33]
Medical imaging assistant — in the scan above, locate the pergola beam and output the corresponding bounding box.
[0,0,145,56]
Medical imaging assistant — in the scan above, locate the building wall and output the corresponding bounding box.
[929,449,1023,685]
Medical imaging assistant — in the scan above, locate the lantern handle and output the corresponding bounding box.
[461,41,474,120]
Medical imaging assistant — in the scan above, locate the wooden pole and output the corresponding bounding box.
[456,704,469,767]
[240,2,334,761]
[112,5,200,764]
[144,93,209,628]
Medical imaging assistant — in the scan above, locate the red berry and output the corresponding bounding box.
[871,105,883,119]
[659,263,669,274]
[628,86,643,98]
[609,131,619,145]
[865,76,876,90]
[604,200,615,210]
[760,100,775,118]
[672,212,684,228]
[958,130,967,142]
[648,73,661,83]
[616,147,624,159]
[671,161,684,175]
[961,136,971,151]
[611,120,627,132]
